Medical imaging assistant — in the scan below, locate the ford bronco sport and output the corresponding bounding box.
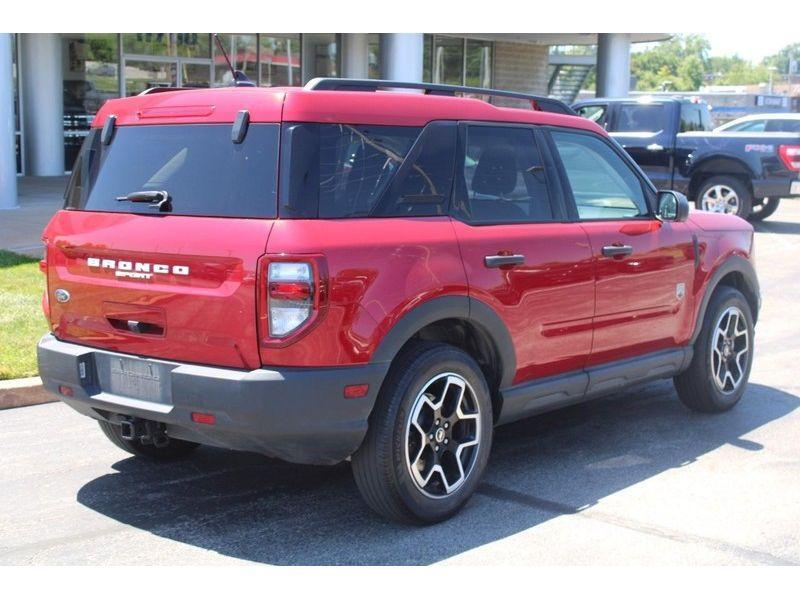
[38,78,760,524]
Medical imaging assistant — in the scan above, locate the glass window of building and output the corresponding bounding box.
[423,35,432,82]
[124,60,177,96]
[175,33,210,58]
[214,34,257,86]
[302,34,339,82]
[63,34,120,170]
[433,36,463,85]
[465,39,492,88]
[259,34,301,87]
[123,33,174,56]
[368,34,380,80]
[424,36,493,88]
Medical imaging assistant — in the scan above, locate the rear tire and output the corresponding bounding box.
[352,342,493,524]
[98,420,199,460]
[748,197,780,222]
[694,176,752,219]
[674,286,754,413]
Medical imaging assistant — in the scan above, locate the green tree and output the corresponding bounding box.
[765,43,800,74]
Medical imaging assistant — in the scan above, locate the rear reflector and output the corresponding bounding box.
[58,385,74,397]
[344,384,369,399]
[191,412,216,425]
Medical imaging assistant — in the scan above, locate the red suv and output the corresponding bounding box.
[38,78,760,524]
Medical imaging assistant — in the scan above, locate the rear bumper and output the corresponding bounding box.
[37,334,388,465]
[752,177,800,199]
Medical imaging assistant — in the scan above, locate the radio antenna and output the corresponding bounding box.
[213,34,255,87]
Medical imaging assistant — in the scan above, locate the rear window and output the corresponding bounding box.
[64,124,279,218]
[279,121,456,218]
[615,104,668,134]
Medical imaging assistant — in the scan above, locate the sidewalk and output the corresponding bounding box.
[0,176,69,258]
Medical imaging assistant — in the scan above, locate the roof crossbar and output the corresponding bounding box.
[304,78,577,116]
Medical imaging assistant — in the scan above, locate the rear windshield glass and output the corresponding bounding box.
[64,124,279,218]
[615,104,668,134]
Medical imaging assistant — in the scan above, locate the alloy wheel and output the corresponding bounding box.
[710,306,749,394]
[404,373,481,498]
[701,185,740,214]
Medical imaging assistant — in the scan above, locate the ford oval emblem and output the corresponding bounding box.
[54,289,70,303]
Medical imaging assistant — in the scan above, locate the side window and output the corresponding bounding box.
[454,125,554,225]
[551,130,649,220]
[372,121,456,217]
[680,105,704,132]
[766,119,800,133]
[731,120,766,132]
[615,103,668,134]
[576,105,607,127]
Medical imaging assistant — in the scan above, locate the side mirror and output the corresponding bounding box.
[657,190,690,222]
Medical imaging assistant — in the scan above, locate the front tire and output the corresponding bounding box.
[352,342,493,524]
[695,176,752,219]
[674,286,754,413]
[98,420,199,460]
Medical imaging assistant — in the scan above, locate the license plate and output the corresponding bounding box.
[791,181,800,195]
[108,357,165,402]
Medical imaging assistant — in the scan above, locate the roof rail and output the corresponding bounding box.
[138,87,198,96]
[304,78,577,116]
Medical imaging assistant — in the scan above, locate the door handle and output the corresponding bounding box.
[646,143,664,152]
[484,254,525,268]
[602,245,634,257]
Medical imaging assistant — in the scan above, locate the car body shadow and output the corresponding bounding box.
[753,219,800,236]
[76,380,799,565]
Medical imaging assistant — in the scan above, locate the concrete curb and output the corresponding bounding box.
[0,377,57,410]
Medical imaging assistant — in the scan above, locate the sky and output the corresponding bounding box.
[703,32,797,63]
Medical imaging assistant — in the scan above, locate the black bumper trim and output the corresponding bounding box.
[37,334,388,465]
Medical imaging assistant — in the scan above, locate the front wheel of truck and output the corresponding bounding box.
[695,176,753,219]
[351,342,494,524]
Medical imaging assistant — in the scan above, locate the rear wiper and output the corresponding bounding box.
[116,190,171,212]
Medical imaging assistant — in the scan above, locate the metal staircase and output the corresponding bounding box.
[547,53,595,104]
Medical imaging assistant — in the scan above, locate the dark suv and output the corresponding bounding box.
[38,79,759,523]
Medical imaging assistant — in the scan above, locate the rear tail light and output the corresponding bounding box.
[779,145,800,172]
[268,262,314,337]
[257,257,327,350]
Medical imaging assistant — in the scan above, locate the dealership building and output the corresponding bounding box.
[0,32,668,209]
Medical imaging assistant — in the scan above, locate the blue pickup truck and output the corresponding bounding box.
[573,96,800,220]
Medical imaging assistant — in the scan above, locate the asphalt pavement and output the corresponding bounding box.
[1,202,799,565]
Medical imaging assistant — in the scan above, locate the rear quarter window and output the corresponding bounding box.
[64,124,279,218]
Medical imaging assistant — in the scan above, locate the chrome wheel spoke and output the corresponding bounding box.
[404,372,482,498]
[710,306,750,394]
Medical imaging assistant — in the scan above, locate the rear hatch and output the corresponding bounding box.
[43,106,280,370]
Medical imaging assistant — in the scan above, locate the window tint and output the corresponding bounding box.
[615,103,668,133]
[576,105,607,126]
[279,122,456,218]
[454,126,554,224]
[552,130,648,220]
[680,105,705,132]
[729,119,767,132]
[64,124,279,218]
[766,119,800,133]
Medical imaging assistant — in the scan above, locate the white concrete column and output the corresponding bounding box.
[20,33,64,176]
[379,33,423,82]
[596,33,631,98]
[341,33,369,79]
[0,34,18,209]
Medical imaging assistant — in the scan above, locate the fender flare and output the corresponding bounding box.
[688,154,757,189]
[690,255,760,345]
[371,295,517,388]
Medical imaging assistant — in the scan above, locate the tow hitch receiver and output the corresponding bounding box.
[118,417,170,448]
